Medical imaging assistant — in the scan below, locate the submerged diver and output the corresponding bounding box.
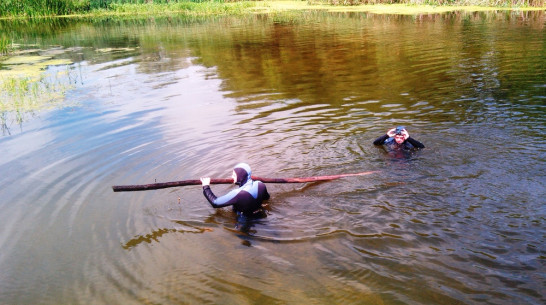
[373,126,425,150]
[200,163,270,217]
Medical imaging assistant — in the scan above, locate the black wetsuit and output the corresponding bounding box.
[373,134,425,150]
[203,163,270,216]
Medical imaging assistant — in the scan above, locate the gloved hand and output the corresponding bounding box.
[200,177,211,186]
[387,128,397,137]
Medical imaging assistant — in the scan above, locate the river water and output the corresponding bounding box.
[0,10,544,305]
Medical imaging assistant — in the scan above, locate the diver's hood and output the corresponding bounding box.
[233,163,252,186]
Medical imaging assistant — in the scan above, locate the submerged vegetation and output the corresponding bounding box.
[0,0,544,18]
[0,52,74,134]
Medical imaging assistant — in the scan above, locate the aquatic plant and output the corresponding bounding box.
[0,35,10,54]
[0,73,71,135]
[0,54,74,134]
[1,73,70,112]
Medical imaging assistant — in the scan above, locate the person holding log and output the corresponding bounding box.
[200,163,270,217]
[373,126,425,150]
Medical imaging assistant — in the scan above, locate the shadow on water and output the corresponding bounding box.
[121,199,305,250]
[122,219,214,250]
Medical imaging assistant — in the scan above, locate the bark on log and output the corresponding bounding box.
[112,171,379,192]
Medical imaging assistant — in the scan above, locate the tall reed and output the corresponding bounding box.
[0,35,11,54]
[0,0,92,17]
[0,0,229,17]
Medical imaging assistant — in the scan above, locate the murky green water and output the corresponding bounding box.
[0,11,545,304]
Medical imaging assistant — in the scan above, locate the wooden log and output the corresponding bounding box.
[112,171,379,192]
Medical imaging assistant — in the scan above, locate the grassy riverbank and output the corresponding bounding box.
[257,1,545,14]
[0,0,544,19]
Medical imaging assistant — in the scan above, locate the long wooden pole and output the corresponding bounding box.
[112,171,379,192]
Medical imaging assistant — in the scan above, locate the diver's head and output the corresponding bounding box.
[233,163,251,186]
[394,126,406,144]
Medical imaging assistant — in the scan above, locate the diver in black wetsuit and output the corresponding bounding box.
[200,163,270,217]
[373,126,425,150]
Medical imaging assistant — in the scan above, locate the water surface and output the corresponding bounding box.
[0,11,545,305]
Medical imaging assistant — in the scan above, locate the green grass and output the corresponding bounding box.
[0,0,89,17]
[0,0,240,18]
[100,1,257,16]
[0,0,544,18]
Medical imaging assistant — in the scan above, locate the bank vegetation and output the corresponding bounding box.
[0,0,544,18]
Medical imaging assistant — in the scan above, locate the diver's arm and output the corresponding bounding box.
[373,134,390,145]
[406,137,425,148]
[202,186,239,208]
[259,182,270,200]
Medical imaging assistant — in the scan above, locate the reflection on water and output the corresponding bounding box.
[0,11,545,305]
